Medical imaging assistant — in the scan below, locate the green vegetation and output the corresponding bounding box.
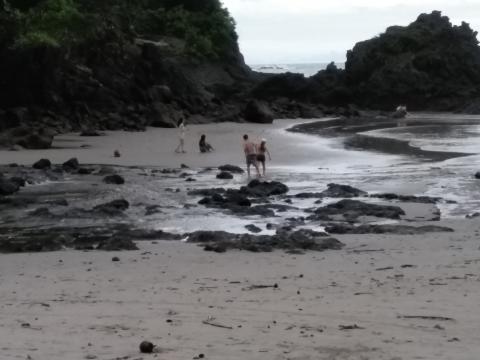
[1,0,238,59]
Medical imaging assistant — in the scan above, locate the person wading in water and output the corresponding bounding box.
[243,134,260,178]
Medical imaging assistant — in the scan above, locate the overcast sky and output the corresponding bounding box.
[221,0,480,64]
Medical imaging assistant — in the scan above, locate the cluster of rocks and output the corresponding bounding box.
[187,228,344,254]
[0,223,181,253]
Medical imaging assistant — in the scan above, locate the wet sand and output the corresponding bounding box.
[1,117,480,359]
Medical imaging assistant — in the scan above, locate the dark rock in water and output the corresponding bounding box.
[217,171,234,179]
[112,256,120,262]
[94,199,129,215]
[294,192,325,199]
[0,178,20,195]
[240,180,289,197]
[244,100,274,124]
[187,228,344,253]
[245,224,262,233]
[185,177,196,182]
[45,198,69,207]
[78,167,93,175]
[28,207,55,218]
[466,212,480,219]
[145,205,162,216]
[9,177,26,187]
[97,235,138,251]
[320,183,367,198]
[114,150,121,158]
[33,159,51,170]
[103,174,125,185]
[0,237,63,253]
[218,164,244,174]
[139,341,155,354]
[370,193,442,204]
[325,223,454,235]
[62,158,80,171]
[475,172,480,179]
[181,164,190,169]
[188,188,226,197]
[309,199,405,221]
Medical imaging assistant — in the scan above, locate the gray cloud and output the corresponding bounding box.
[222,0,480,64]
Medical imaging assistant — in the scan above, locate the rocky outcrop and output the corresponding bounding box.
[32,159,51,170]
[187,228,344,253]
[319,183,367,198]
[325,223,454,235]
[309,199,405,221]
[239,180,289,197]
[244,100,274,124]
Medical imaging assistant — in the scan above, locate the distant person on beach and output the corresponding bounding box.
[199,134,214,153]
[243,134,260,178]
[257,138,271,176]
[175,119,186,153]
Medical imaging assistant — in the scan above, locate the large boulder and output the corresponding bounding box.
[33,159,51,170]
[475,172,480,179]
[239,180,289,197]
[218,164,244,173]
[62,158,80,171]
[320,183,367,198]
[244,100,274,123]
[103,174,125,185]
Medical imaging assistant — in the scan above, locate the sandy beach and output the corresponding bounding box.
[1,117,480,360]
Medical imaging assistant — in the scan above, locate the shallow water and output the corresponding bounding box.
[1,114,480,235]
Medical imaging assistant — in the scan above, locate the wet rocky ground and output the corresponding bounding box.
[0,156,462,254]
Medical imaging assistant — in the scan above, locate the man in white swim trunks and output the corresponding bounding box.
[243,134,260,178]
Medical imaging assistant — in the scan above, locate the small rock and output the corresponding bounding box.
[475,172,480,179]
[62,158,80,171]
[245,224,262,233]
[114,150,121,158]
[139,341,155,353]
[216,171,234,180]
[181,164,189,169]
[218,164,244,173]
[112,257,120,262]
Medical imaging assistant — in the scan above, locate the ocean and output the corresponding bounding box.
[249,62,345,77]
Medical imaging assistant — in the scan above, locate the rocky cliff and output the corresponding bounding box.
[253,11,480,112]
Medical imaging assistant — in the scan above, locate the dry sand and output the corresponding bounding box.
[1,119,480,359]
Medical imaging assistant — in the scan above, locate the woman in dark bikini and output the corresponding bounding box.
[256,138,271,177]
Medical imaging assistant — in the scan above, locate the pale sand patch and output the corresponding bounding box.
[0,119,398,170]
[1,219,480,360]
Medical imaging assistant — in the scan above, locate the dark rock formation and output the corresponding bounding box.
[239,180,289,197]
[187,228,344,253]
[218,164,244,173]
[0,178,20,195]
[370,193,443,204]
[0,224,181,253]
[475,172,480,179]
[32,159,51,170]
[103,174,125,185]
[319,183,367,198]
[325,223,454,235]
[216,171,234,180]
[244,100,274,123]
[245,224,262,233]
[309,199,405,221]
[62,158,80,171]
[93,199,130,215]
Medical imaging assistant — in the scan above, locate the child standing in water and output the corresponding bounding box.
[257,138,271,177]
[175,119,186,153]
